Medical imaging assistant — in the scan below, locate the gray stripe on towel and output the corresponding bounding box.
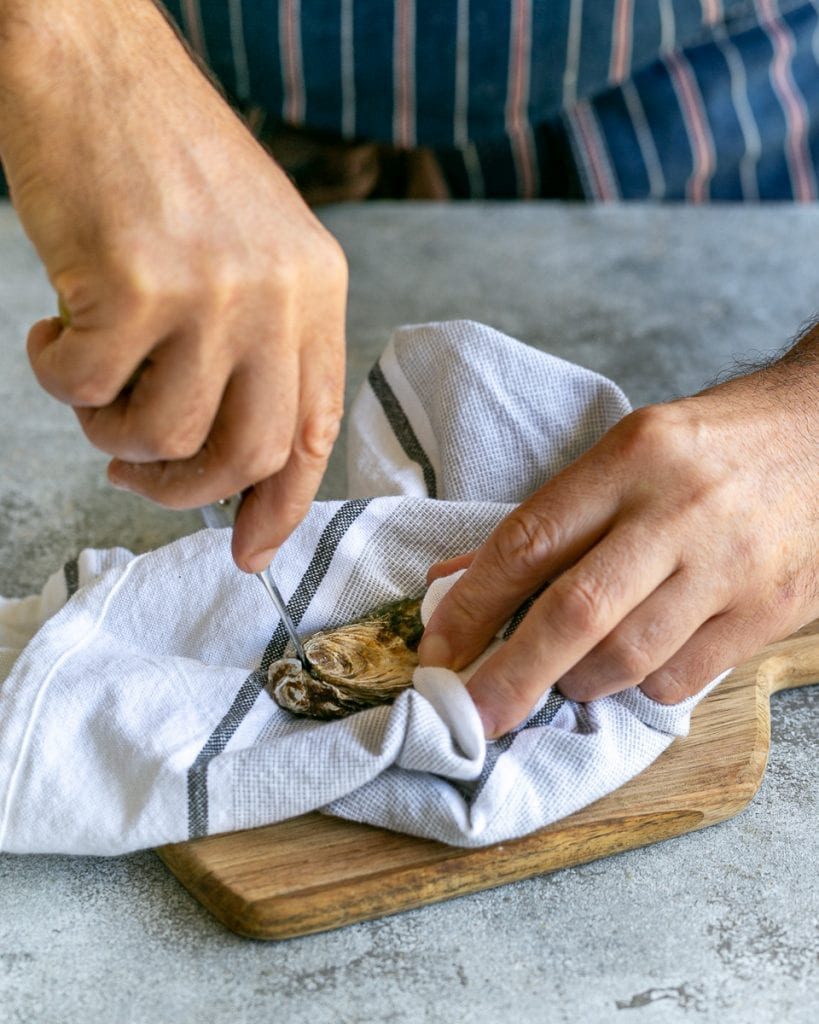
[63,558,80,598]
[368,362,437,498]
[187,498,372,838]
[456,688,566,806]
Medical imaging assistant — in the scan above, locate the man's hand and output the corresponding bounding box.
[419,336,819,738]
[0,0,347,572]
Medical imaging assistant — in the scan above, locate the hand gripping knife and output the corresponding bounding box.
[201,495,311,670]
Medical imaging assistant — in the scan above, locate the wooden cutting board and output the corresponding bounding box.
[158,620,819,940]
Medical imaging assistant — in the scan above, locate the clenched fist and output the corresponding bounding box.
[0,0,347,571]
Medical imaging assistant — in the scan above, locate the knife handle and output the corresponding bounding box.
[200,494,243,530]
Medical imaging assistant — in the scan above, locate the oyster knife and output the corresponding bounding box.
[201,495,310,670]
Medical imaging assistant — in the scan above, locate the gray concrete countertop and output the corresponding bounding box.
[0,201,817,1023]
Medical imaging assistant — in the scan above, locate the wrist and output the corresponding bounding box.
[757,318,819,410]
[779,317,819,369]
[700,319,819,404]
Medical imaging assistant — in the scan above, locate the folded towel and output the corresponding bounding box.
[0,320,721,854]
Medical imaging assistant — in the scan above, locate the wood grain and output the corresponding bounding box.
[158,621,819,940]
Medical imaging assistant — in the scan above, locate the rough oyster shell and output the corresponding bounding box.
[268,598,423,720]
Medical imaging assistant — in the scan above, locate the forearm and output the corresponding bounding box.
[0,1,197,159]
[778,317,819,372]
[696,317,819,427]
[0,0,29,42]
[0,0,164,43]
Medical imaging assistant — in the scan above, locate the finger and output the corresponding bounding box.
[639,613,762,704]
[27,320,151,407]
[74,333,232,462]
[231,331,345,571]
[556,569,727,702]
[417,461,623,671]
[231,403,343,573]
[426,551,476,584]
[27,316,63,359]
[464,524,679,737]
[108,354,299,509]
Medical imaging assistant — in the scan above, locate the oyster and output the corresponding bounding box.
[269,598,424,720]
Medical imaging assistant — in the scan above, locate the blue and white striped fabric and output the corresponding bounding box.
[1,2,813,201]
[158,0,819,200]
[0,321,724,855]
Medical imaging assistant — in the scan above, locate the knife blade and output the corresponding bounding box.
[201,495,311,670]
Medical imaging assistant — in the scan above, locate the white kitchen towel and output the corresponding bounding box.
[0,320,721,855]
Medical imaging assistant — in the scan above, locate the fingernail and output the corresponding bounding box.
[477,707,500,740]
[246,548,278,572]
[418,632,452,667]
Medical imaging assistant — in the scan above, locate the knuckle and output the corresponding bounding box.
[133,404,211,462]
[603,632,655,684]
[643,641,733,702]
[494,507,562,578]
[108,251,209,320]
[64,369,121,408]
[259,251,300,300]
[557,670,597,704]
[207,267,244,308]
[77,410,119,456]
[615,404,687,464]
[241,437,291,482]
[106,255,162,313]
[299,408,342,463]
[428,582,500,664]
[147,430,203,462]
[435,579,480,633]
[613,403,735,516]
[488,656,544,724]
[303,225,349,289]
[555,574,610,638]
[199,266,262,321]
[322,234,349,290]
[641,666,696,705]
[450,584,485,627]
[133,463,211,511]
